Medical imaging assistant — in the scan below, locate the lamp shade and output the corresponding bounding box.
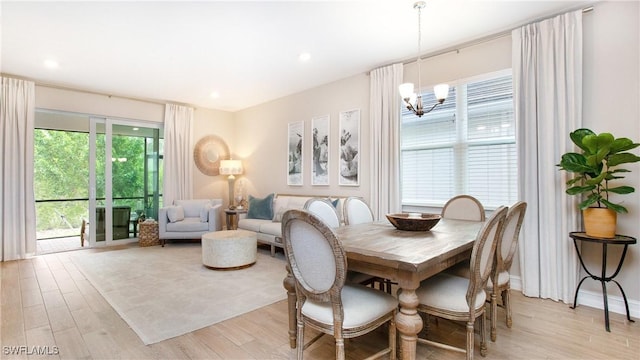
[399,83,415,99]
[434,84,450,101]
[219,159,243,175]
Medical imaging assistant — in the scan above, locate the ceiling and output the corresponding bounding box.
[1,0,596,112]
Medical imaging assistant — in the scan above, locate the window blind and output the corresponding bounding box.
[401,73,517,208]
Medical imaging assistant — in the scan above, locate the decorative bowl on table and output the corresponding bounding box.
[385,213,441,231]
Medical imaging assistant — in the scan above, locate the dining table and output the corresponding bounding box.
[283,217,484,360]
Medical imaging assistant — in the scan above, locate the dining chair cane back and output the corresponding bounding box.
[343,197,375,225]
[487,201,527,342]
[282,210,398,360]
[442,195,486,221]
[415,206,508,360]
[303,198,340,228]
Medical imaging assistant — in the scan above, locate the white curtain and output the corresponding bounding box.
[513,10,582,302]
[163,104,194,206]
[369,63,403,219]
[1,77,36,261]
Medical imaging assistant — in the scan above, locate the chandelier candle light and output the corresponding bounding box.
[399,1,449,117]
[219,159,243,209]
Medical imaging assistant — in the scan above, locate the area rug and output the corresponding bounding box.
[71,244,288,345]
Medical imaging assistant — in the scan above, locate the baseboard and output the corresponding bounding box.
[509,275,640,319]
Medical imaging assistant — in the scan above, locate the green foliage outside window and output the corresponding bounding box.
[35,129,157,235]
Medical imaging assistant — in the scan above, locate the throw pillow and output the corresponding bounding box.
[273,208,287,223]
[272,197,289,222]
[199,204,212,222]
[247,193,275,220]
[167,205,185,223]
[331,197,344,224]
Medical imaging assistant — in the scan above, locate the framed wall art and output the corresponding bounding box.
[311,115,330,186]
[287,121,304,186]
[338,109,360,186]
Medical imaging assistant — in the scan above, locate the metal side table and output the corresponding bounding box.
[224,208,247,230]
[569,231,636,332]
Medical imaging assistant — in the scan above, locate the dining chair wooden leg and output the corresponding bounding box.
[491,291,498,342]
[296,316,304,360]
[388,316,397,360]
[504,289,512,328]
[466,320,475,360]
[335,336,345,360]
[480,312,487,357]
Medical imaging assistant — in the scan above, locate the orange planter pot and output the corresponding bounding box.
[583,208,617,238]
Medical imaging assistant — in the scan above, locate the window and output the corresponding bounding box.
[401,71,517,209]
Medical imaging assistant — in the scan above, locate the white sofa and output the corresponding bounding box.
[159,199,223,246]
[237,194,345,256]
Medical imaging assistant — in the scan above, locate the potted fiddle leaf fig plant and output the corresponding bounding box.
[557,128,640,238]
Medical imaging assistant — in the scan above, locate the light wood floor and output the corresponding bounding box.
[36,237,84,255]
[1,244,638,360]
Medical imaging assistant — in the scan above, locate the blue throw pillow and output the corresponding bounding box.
[331,198,339,208]
[247,193,275,220]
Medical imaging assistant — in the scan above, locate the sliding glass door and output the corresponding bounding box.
[88,118,163,247]
[34,109,162,251]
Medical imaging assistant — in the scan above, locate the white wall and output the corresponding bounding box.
[580,1,639,304]
[35,86,165,123]
[192,107,236,205]
[402,35,512,87]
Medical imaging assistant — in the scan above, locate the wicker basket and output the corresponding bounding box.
[138,221,160,247]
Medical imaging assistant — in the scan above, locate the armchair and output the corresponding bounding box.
[159,199,223,246]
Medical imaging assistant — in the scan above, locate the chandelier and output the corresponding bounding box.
[399,1,449,117]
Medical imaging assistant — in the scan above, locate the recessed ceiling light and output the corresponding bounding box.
[210,91,220,99]
[44,59,59,69]
[132,127,139,131]
[298,52,311,62]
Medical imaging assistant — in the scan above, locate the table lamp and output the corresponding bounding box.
[219,159,243,209]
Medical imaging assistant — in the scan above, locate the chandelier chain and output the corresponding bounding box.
[417,4,422,93]
[399,0,448,117]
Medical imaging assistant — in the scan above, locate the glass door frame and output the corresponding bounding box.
[88,116,162,247]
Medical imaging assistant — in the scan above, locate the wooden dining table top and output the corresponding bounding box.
[334,218,484,282]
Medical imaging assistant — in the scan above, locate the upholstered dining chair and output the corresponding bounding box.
[443,195,487,278]
[487,201,527,342]
[304,198,377,287]
[342,196,394,292]
[303,198,340,228]
[415,206,507,360]
[282,209,398,360]
[441,195,486,221]
[343,196,374,225]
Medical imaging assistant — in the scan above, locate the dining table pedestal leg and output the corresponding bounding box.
[396,287,423,360]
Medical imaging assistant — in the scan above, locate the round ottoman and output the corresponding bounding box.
[202,230,257,269]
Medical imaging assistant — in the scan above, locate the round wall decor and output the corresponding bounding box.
[193,135,229,176]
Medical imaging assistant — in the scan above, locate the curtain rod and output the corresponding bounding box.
[38,81,198,108]
[397,5,594,67]
[41,82,171,107]
[1,72,194,109]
